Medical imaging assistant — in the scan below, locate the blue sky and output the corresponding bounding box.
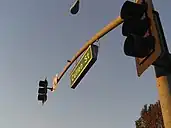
[0,0,171,128]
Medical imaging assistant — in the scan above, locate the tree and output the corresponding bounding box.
[135,100,164,128]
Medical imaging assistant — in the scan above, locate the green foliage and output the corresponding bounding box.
[135,100,164,128]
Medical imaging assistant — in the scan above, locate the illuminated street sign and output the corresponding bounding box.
[70,44,98,89]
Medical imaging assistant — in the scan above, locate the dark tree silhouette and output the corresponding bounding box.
[135,100,164,128]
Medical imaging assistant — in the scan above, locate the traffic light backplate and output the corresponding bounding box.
[135,0,164,77]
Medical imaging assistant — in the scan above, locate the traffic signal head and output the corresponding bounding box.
[70,0,80,15]
[121,0,164,77]
[38,79,48,104]
[121,1,155,58]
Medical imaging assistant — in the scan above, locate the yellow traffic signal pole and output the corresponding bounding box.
[153,11,171,128]
[155,67,171,128]
[52,16,124,90]
[147,0,171,127]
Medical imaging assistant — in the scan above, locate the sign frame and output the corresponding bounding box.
[70,44,98,89]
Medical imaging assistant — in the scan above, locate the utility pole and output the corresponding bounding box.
[148,0,171,127]
[155,63,171,128]
[153,10,171,128]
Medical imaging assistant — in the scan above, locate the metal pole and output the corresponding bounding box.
[155,67,171,128]
[150,0,171,127]
[52,16,123,90]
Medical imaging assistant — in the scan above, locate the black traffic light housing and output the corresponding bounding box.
[38,79,48,105]
[121,1,155,58]
[70,0,80,15]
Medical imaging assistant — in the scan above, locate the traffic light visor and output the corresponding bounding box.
[39,80,48,87]
[122,17,150,36]
[38,94,47,101]
[121,1,147,20]
[124,34,155,58]
[38,88,47,94]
